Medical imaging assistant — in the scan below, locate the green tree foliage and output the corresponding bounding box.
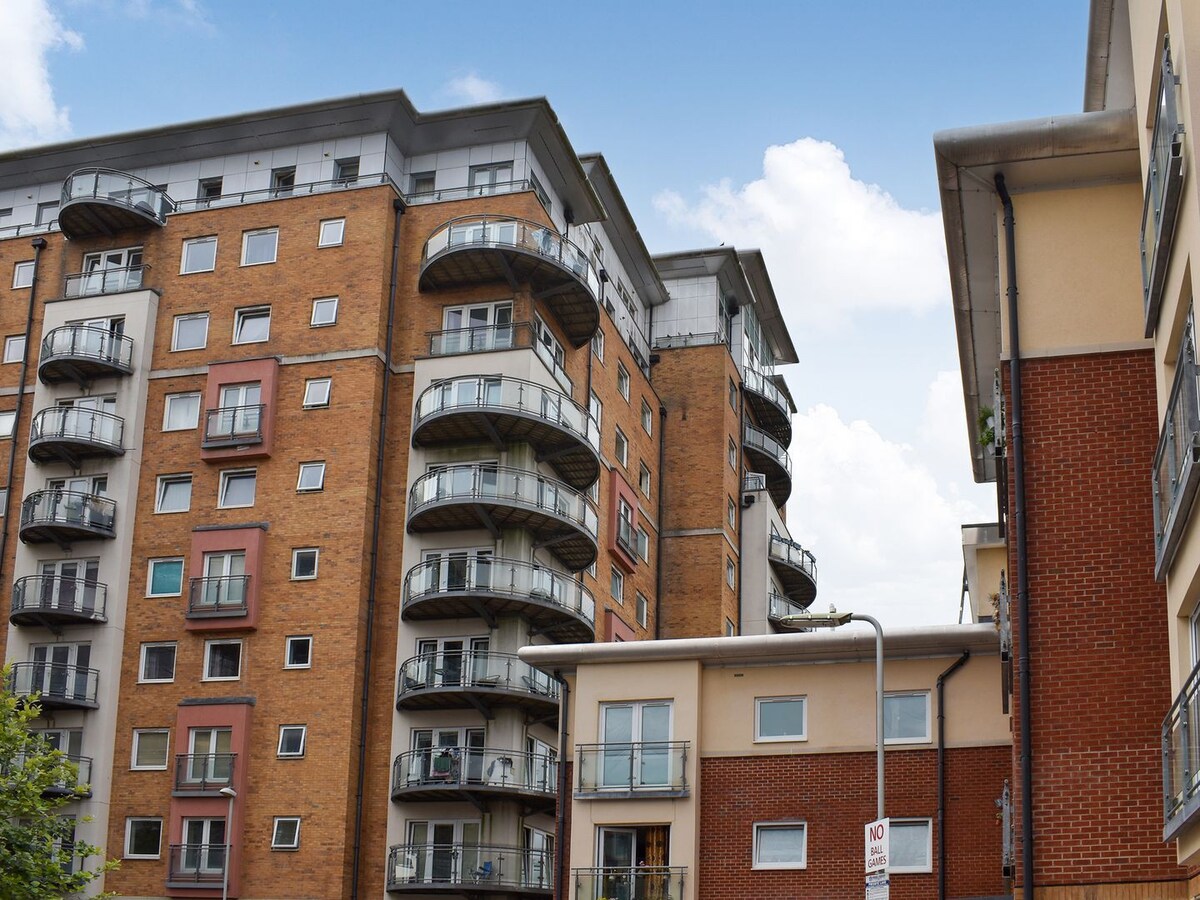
[0,665,117,898]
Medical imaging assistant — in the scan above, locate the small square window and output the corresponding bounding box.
[147,558,184,597]
[591,330,604,361]
[610,566,624,603]
[233,306,271,344]
[4,335,26,363]
[726,556,736,588]
[219,469,257,508]
[334,157,359,185]
[35,201,57,226]
[180,236,217,274]
[197,177,223,204]
[155,474,192,513]
[888,819,933,873]
[172,314,209,351]
[0,410,15,437]
[12,261,34,289]
[636,592,648,628]
[303,378,332,408]
[272,167,295,196]
[296,461,326,492]
[617,362,630,400]
[241,228,278,266]
[131,729,170,770]
[277,725,307,758]
[163,393,201,431]
[318,219,345,247]
[285,635,312,669]
[310,297,339,327]
[756,696,806,741]
[291,548,319,580]
[203,640,242,681]
[139,643,177,683]
[728,436,737,470]
[638,463,651,498]
[753,822,806,869]
[884,692,931,744]
[641,399,652,435]
[124,818,163,859]
[271,817,301,850]
[614,428,628,467]
[410,171,436,194]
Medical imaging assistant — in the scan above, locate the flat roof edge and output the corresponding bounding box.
[933,108,1137,171]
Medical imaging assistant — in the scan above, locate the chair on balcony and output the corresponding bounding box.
[471,860,494,883]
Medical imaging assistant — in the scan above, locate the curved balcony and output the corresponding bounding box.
[408,465,598,571]
[387,843,552,895]
[768,534,818,607]
[9,662,99,710]
[742,368,793,446]
[767,591,810,630]
[28,408,125,465]
[10,575,108,628]
[39,325,135,386]
[743,423,792,507]
[20,491,116,546]
[391,746,556,809]
[413,377,599,491]
[419,216,600,347]
[396,650,558,717]
[43,754,93,798]
[404,557,595,642]
[58,168,174,240]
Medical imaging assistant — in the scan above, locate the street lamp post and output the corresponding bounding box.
[218,786,237,900]
[780,610,885,820]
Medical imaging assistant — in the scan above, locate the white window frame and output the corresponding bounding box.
[884,691,932,745]
[240,228,279,267]
[131,729,170,770]
[303,378,332,408]
[610,566,624,603]
[124,817,164,860]
[233,305,271,345]
[277,725,307,758]
[728,497,737,527]
[138,642,177,684]
[887,818,933,873]
[752,821,807,870]
[318,218,345,247]
[146,557,185,598]
[291,547,319,580]
[728,437,737,469]
[203,639,243,682]
[726,557,736,588]
[0,410,15,437]
[12,260,34,289]
[638,463,651,498]
[592,329,604,361]
[172,313,209,351]
[4,335,25,363]
[297,461,326,492]
[310,296,339,327]
[636,591,649,628]
[163,392,201,431]
[285,635,312,669]
[755,696,807,742]
[271,817,301,850]
[641,398,652,435]
[615,427,628,467]
[155,474,192,514]
[180,236,217,275]
[617,362,630,400]
[218,468,257,509]
[636,525,650,561]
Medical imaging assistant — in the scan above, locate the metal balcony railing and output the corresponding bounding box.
[20,490,116,540]
[576,741,689,795]
[45,754,92,796]
[743,423,791,475]
[11,574,107,624]
[742,366,790,415]
[387,843,553,891]
[1164,657,1200,839]
[187,576,250,617]
[61,167,174,224]
[167,844,227,884]
[203,404,264,447]
[9,662,99,707]
[425,322,574,394]
[173,753,236,793]
[652,332,725,350]
[616,517,639,559]
[1153,328,1200,579]
[173,173,400,212]
[391,746,557,795]
[769,534,818,583]
[406,177,550,210]
[768,591,808,622]
[40,324,134,374]
[30,407,124,454]
[63,264,148,298]
[396,650,558,703]
[742,472,768,492]
[573,867,686,900]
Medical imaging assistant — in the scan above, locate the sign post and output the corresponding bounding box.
[865,817,890,900]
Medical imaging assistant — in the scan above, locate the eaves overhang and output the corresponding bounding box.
[738,249,799,365]
[933,108,1139,482]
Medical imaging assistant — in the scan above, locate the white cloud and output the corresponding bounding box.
[0,0,82,150]
[655,138,948,327]
[443,73,504,105]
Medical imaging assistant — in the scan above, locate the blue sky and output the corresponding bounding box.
[2,0,1092,626]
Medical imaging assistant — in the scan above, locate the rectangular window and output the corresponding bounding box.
[884,692,931,744]
[318,218,345,247]
[753,822,806,869]
[180,237,217,274]
[172,313,209,351]
[131,729,170,770]
[0,410,15,437]
[272,166,295,196]
[636,525,650,561]
[592,330,604,361]
[218,469,257,508]
[303,378,332,408]
[636,592,649,628]
[163,392,201,431]
[638,463,651,498]
[277,725,307,758]
[729,376,738,409]
[4,335,25,363]
[233,306,271,344]
[756,697,806,742]
[297,462,326,492]
[641,399,653,435]
[589,391,602,432]
[726,617,736,637]
[12,261,34,289]
[139,643,177,683]
[36,201,58,225]
[203,640,242,681]
[615,427,628,467]
[155,474,192,513]
[197,177,223,204]
[469,161,514,194]
[334,157,359,185]
[124,818,164,859]
[285,635,312,669]
[291,547,319,580]
[728,436,737,469]
[610,566,624,603]
[310,297,338,326]
[271,817,301,850]
[409,171,435,194]
[241,228,278,266]
[617,362,630,400]
[147,558,184,597]
[888,819,933,873]
[726,557,736,588]
[728,497,737,527]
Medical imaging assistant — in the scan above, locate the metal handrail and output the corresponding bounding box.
[187,576,250,615]
[21,490,116,535]
[173,173,401,212]
[1141,39,1186,320]
[203,404,265,445]
[1153,325,1200,572]
[391,745,557,794]
[428,321,530,356]
[743,423,792,475]
[167,844,227,883]
[576,741,689,792]
[30,407,124,451]
[386,843,553,890]
[62,167,175,223]
[406,177,548,208]
[768,591,808,621]
[40,325,134,370]
[63,264,148,298]
[742,366,792,416]
[573,867,686,900]
[12,574,108,621]
[404,557,595,624]
[652,332,726,350]
[769,534,818,583]
[173,753,236,792]
[742,472,768,492]
[9,662,100,704]
[396,650,559,702]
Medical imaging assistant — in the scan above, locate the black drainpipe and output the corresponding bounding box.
[936,650,970,900]
[995,172,1033,895]
[654,405,666,639]
[552,669,570,900]
[735,373,745,633]
[349,196,405,899]
[0,237,47,584]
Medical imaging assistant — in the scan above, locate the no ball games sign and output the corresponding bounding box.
[865,817,890,873]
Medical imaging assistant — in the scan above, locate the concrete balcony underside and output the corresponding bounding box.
[768,536,818,607]
[742,371,792,446]
[743,424,792,508]
[408,501,596,571]
[404,587,594,643]
[9,575,107,629]
[57,167,173,240]
[28,409,125,466]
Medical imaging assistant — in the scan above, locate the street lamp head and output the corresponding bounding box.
[219,786,237,799]
[779,610,854,629]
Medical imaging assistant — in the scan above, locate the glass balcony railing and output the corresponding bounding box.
[58,168,174,240]
[573,867,686,900]
[743,423,791,475]
[769,534,818,583]
[43,754,92,797]
[1152,331,1200,579]
[768,591,808,623]
[167,844,226,885]
[406,177,550,210]
[576,741,689,795]
[396,650,558,704]
[187,576,250,618]
[30,407,124,457]
[1164,658,1200,839]
[203,404,264,448]
[9,662,99,708]
[11,574,107,626]
[20,490,116,542]
[425,322,574,394]
[387,843,552,892]
[391,745,557,797]
[174,753,236,794]
[39,325,134,379]
[63,264,147,298]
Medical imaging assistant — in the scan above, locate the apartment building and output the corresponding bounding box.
[936,0,1200,896]
[0,89,810,899]
[520,626,1009,900]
